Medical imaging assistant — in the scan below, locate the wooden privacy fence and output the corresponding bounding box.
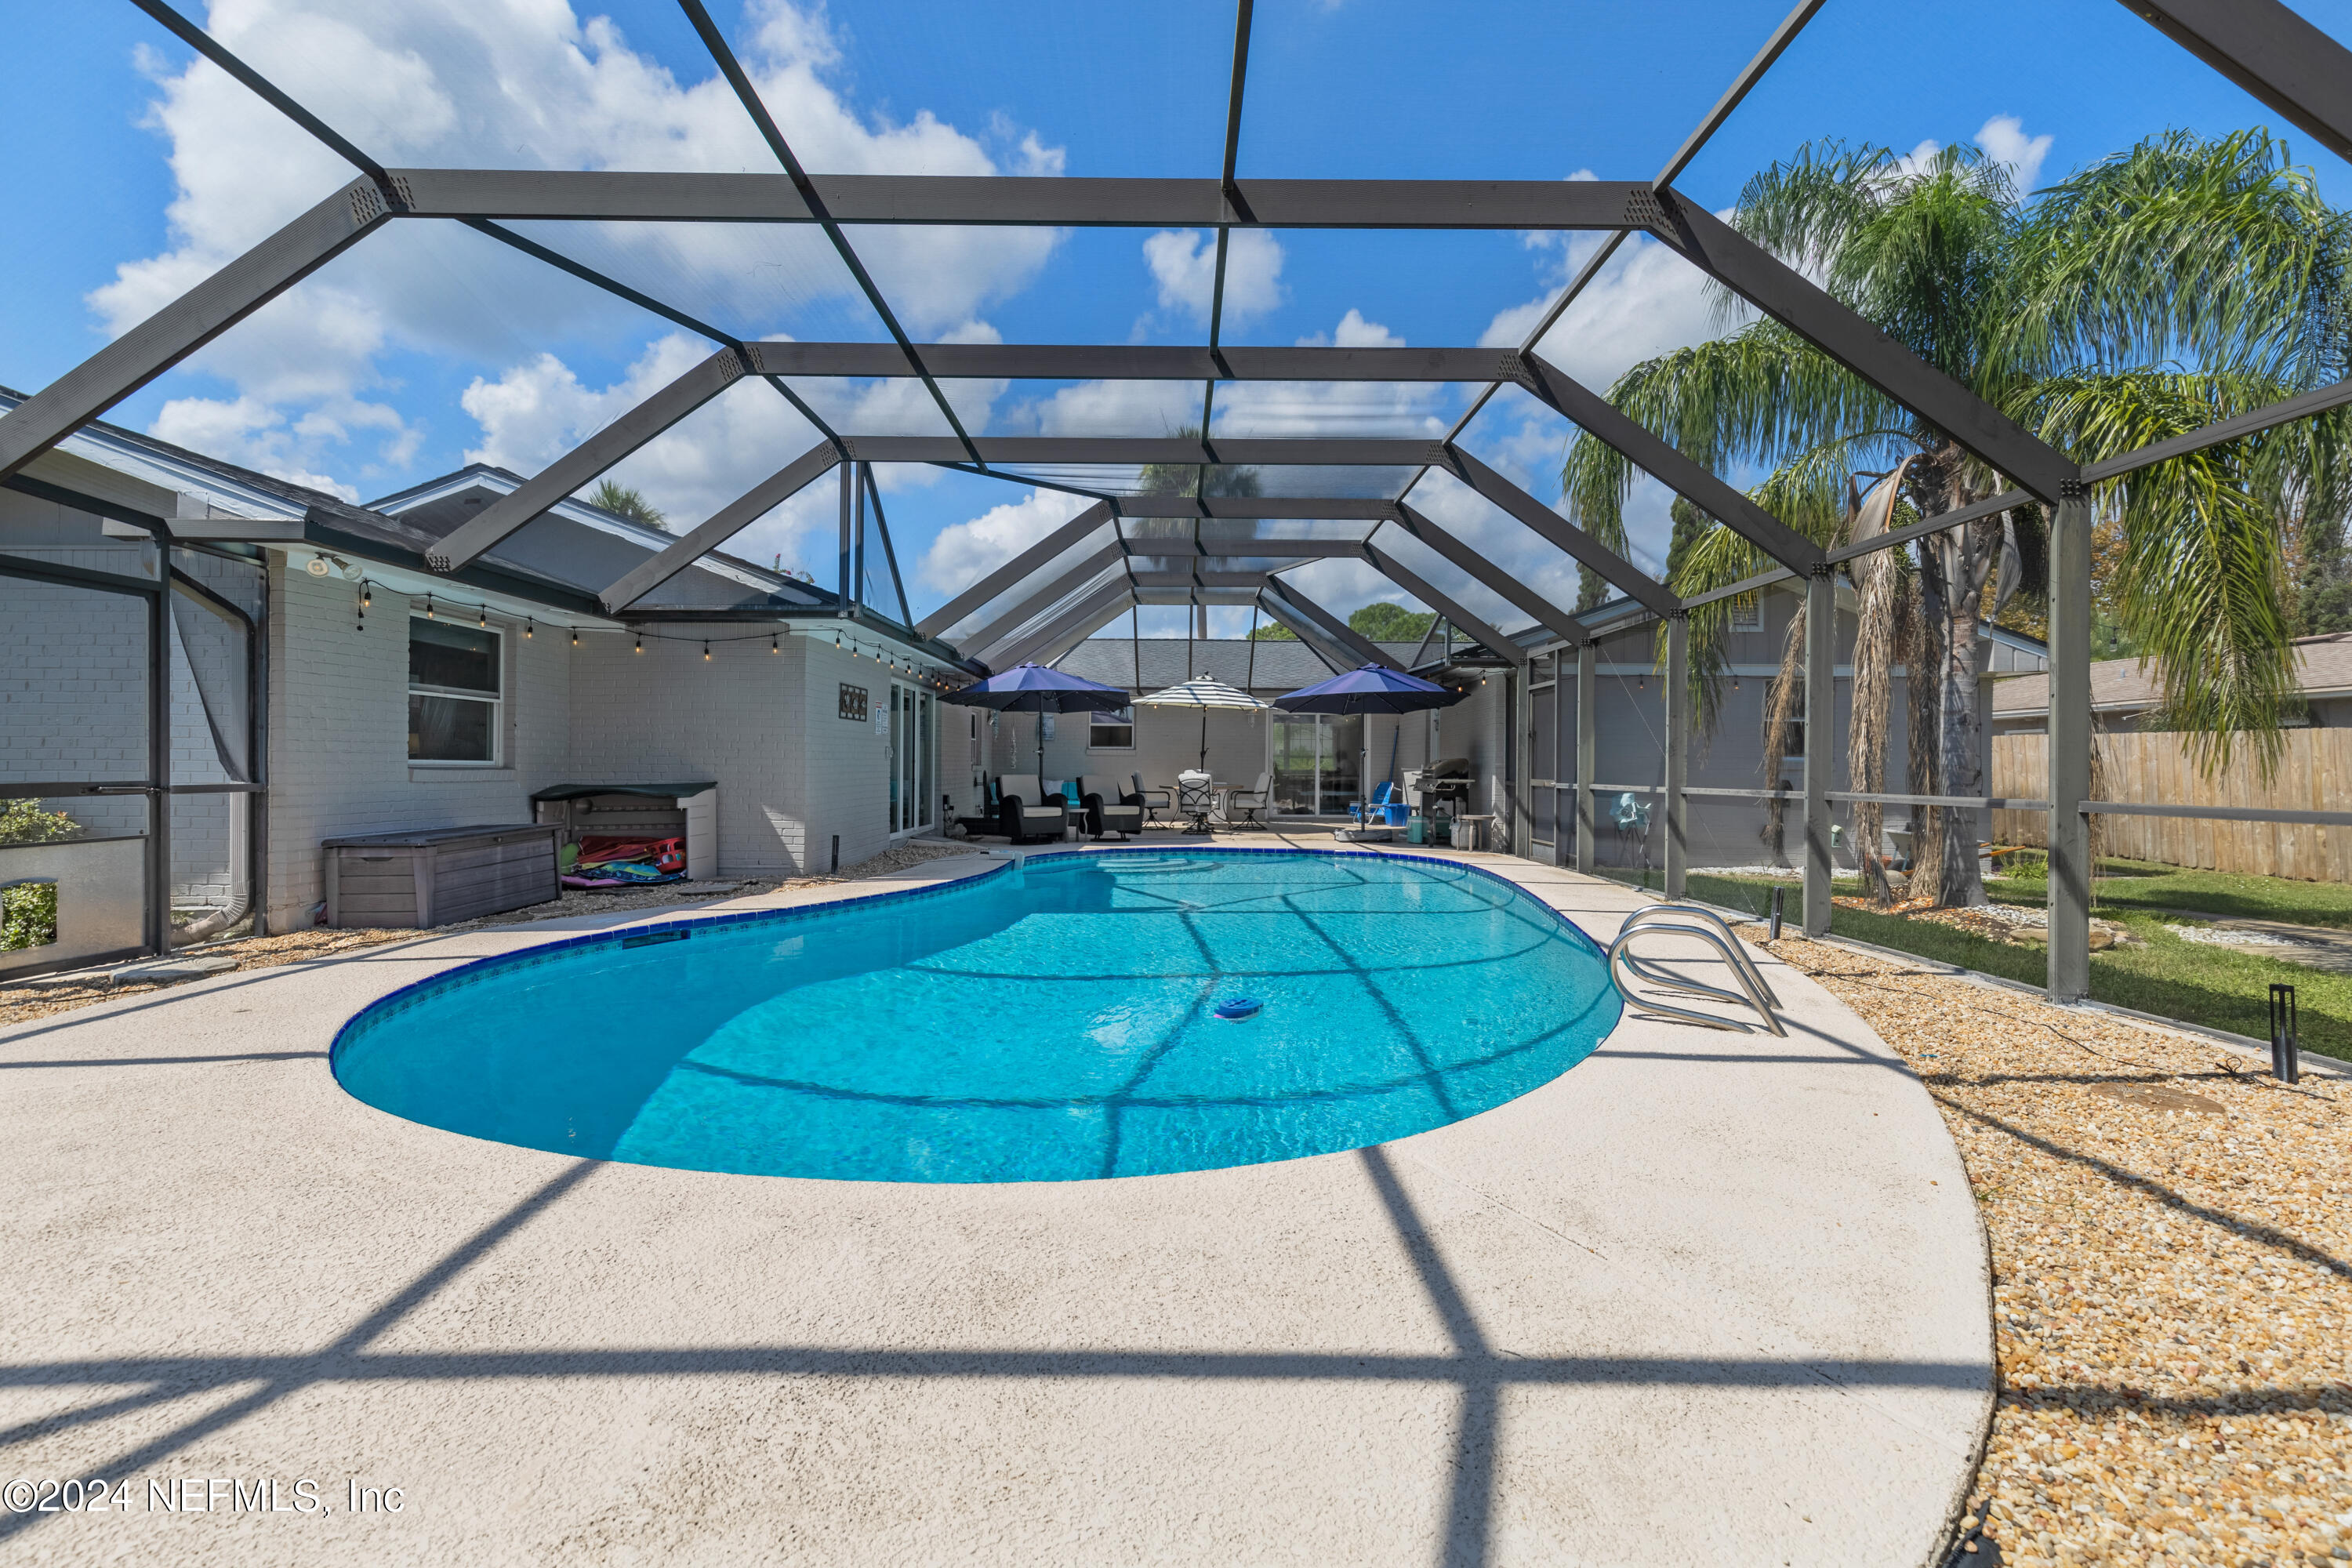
[1991,730,2352,882]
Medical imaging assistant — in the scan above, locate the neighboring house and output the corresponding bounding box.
[2,394,958,954]
[1990,632,2352,733]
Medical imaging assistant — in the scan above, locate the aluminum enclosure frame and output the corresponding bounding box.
[10,0,2352,1004]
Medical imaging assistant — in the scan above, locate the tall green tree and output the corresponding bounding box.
[1348,601,1438,642]
[1565,129,2352,906]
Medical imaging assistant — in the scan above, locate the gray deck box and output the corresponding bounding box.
[321,824,559,928]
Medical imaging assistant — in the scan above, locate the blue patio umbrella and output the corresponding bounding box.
[1272,664,1463,817]
[940,662,1132,777]
[1271,663,1461,715]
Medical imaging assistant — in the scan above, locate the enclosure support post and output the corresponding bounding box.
[2047,477,2094,1000]
[1802,567,1834,935]
[1515,670,1535,861]
[1574,639,1597,874]
[852,460,868,613]
[147,546,172,955]
[1552,651,1569,867]
[1664,612,1690,899]
[837,462,854,616]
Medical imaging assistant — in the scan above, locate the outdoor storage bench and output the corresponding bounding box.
[321,823,559,928]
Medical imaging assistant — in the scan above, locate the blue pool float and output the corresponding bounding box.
[1212,997,1262,1022]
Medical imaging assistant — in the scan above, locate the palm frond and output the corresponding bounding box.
[2023,369,2304,768]
[1561,320,1906,552]
[2005,129,2352,389]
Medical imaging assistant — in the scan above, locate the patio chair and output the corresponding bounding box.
[1175,770,1215,834]
[996,774,1068,845]
[1132,773,1171,828]
[1610,791,1652,866]
[1081,775,1145,840]
[1222,771,1272,829]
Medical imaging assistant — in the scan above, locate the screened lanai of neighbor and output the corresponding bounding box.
[6,0,2352,1004]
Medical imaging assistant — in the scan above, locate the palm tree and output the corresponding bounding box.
[588,480,666,530]
[1564,129,2352,907]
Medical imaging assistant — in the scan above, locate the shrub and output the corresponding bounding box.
[1,880,58,951]
[1993,848,2048,880]
[0,799,81,847]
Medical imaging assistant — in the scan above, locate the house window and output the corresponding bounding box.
[1730,592,1761,630]
[1089,706,1134,750]
[409,616,501,763]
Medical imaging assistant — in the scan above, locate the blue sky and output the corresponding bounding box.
[5,0,2350,634]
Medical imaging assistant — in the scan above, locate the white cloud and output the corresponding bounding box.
[460,336,716,477]
[1011,378,1199,437]
[457,330,862,572]
[1401,472,1595,622]
[97,0,1065,492]
[1296,308,1404,350]
[916,488,1093,597]
[1000,312,1440,442]
[147,394,384,500]
[1483,230,1733,395]
[1142,228,1284,325]
[1890,117,2052,197]
[1975,114,2054,194]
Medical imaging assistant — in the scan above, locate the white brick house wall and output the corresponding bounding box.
[263,564,571,929]
[564,626,809,877]
[798,636,906,872]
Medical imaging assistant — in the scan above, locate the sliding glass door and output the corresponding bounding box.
[1269,714,1362,815]
[887,683,934,836]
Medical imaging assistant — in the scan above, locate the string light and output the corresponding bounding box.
[571,628,579,647]
[425,593,434,619]
[634,633,643,655]
[524,618,534,639]
[702,640,712,662]
[478,605,487,629]
[771,634,779,654]
[361,583,372,608]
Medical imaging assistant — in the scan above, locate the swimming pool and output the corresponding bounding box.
[332,849,1620,1183]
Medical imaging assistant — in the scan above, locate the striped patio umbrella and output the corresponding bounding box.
[1135,677,1266,770]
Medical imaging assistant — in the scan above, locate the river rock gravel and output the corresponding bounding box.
[1763,931,2352,1568]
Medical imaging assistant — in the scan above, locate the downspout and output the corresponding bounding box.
[172,791,249,945]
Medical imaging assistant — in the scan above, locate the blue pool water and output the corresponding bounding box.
[332,849,1620,1183]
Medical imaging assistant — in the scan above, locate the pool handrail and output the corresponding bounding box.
[1616,902,1782,1011]
[1606,918,1786,1036]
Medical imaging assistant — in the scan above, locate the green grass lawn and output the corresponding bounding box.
[1997,855,2352,929]
[1602,862,2352,1061]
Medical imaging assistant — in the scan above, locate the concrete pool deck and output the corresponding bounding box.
[1,845,1991,1566]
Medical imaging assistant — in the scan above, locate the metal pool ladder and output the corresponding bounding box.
[1606,902,1785,1036]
